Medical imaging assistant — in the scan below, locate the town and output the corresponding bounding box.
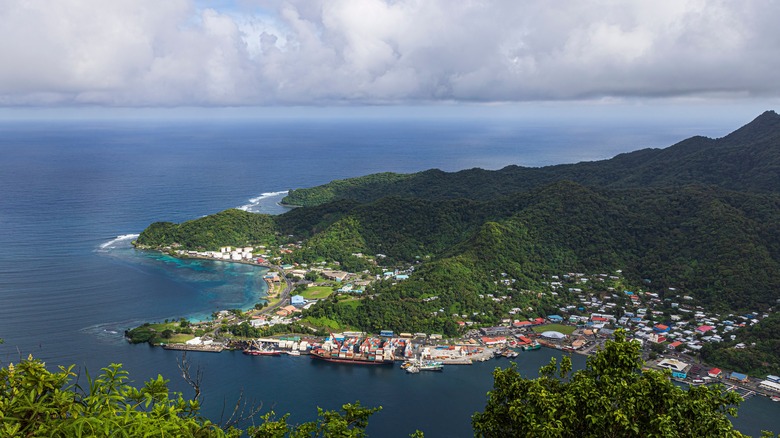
[128,243,780,401]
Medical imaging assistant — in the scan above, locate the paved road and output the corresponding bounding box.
[260,264,294,314]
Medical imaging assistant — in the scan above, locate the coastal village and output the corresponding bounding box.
[132,243,780,401]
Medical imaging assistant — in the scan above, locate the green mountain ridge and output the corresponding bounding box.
[137,111,780,322]
[282,110,780,206]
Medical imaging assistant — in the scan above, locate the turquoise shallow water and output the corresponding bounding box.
[0,119,776,436]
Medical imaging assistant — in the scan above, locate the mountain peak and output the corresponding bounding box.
[723,110,780,142]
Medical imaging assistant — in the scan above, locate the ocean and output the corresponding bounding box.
[0,117,776,436]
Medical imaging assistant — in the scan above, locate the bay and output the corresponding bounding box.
[0,118,776,436]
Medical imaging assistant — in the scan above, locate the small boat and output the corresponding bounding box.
[771,396,780,402]
[287,350,301,356]
[418,360,444,371]
[522,342,541,351]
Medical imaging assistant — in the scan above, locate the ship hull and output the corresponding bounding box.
[310,352,394,366]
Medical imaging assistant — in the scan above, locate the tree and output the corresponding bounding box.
[472,330,751,437]
[0,356,391,438]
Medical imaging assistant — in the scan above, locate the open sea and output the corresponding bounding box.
[0,117,777,436]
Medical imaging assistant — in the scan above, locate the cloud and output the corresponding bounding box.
[0,0,778,106]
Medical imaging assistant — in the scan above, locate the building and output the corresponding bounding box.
[657,358,691,379]
[291,295,305,307]
[729,372,749,382]
[707,368,722,378]
[480,336,507,346]
[653,324,670,333]
[758,380,780,393]
[696,325,715,334]
[547,315,564,323]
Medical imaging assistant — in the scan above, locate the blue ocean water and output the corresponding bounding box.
[0,118,776,436]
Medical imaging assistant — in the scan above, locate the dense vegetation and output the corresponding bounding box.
[283,172,414,207]
[472,331,757,437]
[135,209,278,251]
[701,312,780,376]
[2,334,767,437]
[136,111,780,342]
[281,111,780,206]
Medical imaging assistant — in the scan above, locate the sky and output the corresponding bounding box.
[1,0,779,119]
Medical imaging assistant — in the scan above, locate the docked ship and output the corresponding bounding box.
[309,333,396,366]
[522,341,541,351]
[243,341,282,356]
[402,358,444,373]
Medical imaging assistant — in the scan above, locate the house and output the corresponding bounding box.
[668,341,683,350]
[696,325,715,334]
[548,315,564,323]
[707,368,722,378]
[654,324,671,333]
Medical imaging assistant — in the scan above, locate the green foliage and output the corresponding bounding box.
[247,402,381,438]
[472,331,749,438]
[136,209,278,251]
[701,312,780,376]
[0,356,231,437]
[0,357,385,438]
[282,172,414,207]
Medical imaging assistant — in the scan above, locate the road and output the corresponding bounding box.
[260,264,294,314]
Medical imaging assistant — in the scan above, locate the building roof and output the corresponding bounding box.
[658,358,689,373]
[696,325,715,332]
[541,331,566,339]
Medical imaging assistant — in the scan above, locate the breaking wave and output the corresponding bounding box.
[237,191,289,212]
[98,233,140,250]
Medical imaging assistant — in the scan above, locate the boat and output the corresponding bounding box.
[418,360,444,371]
[522,342,541,351]
[310,332,396,366]
[243,348,282,356]
[310,348,395,365]
[243,341,282,356]
[287,350,301,356]
[772,396,780,402]
[403,358,444,372]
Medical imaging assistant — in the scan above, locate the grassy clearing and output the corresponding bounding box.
[302,316,343,330]
[299,286,334,299]
[532,323,576,335]
[337,299,360,309]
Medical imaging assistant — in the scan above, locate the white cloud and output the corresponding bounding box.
[0,0,778,106]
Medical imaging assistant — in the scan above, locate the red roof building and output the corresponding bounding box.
[696,325,714,333]
[708,368,722,378]
[480,336,507,346]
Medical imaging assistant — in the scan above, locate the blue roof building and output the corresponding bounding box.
[729,372,749,382]
[548,315,564,322]
[291,295,305,307]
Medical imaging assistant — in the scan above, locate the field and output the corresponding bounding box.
[532,323,576,335]
[299,286,334,299]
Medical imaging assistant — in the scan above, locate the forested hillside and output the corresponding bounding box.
[136,112,780,327]
[282,111,780,206]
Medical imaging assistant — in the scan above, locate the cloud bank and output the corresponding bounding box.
[1,0,778,106]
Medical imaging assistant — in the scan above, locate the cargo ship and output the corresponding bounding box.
[309,332,396,366]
